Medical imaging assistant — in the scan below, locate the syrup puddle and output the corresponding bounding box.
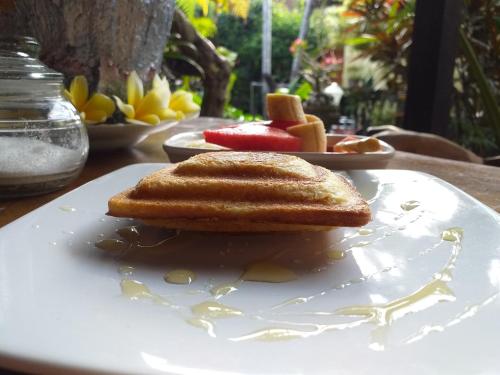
[327,249,345,261]
[404,292,499,344]
[358,228,374,236]
[186,317,216,338]
[96,218,480,349]
[116,226,141,242]
[95,239,129,252]
[59,206,76,212]
[191,301,243,319]
[241,261,298,283]
[120,279,170,305]
[118,265,170,306]
[330,206,423,255]
[94,225,179,254]
[335,227,463,327]
[272,238,446,313]
[230,317,371,342]
[164,269,196,285]
[236,227,464,345]
[210,282,240,299]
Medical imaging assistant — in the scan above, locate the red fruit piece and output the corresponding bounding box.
[204,124,302,152]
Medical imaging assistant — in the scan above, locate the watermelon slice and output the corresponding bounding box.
[203,124,302,152]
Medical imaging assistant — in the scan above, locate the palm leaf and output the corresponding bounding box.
[176,0,197,18]
[197,0,210,16]
[228,0,250,20]
[345,34,378,46]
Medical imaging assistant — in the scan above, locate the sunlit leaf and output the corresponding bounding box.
[388,1,399,18]
[293,81,313,101]
[197,0,209,16]
[345,35,378,46]
[176,0,196,18]
[191,16,217,37]
[216,46,238,66]
[229,0,249,19]
[225,72,237,104]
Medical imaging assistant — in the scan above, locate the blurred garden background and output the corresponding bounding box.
[165,0,499,158]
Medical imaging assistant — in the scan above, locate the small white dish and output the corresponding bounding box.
[86,120,178,151]
[0,164,499,375]
[163,131,395,169]
[86,113,200,151]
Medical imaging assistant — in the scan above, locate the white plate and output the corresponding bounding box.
[1,165,499,375]
[163,131,395,169]
[86,120,180,151]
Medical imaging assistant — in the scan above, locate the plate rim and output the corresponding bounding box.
[1,165,499,375]
[162,131,396,160]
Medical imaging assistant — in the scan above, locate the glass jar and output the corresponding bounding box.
[0,36,88,197]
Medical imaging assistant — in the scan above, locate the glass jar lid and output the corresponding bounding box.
[0,36,63,81]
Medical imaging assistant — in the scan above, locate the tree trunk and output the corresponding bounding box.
[171,9,231,117]
[1,0,175,95]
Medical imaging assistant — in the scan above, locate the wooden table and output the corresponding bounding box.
[1,117,500,229]
[1,118,500,375]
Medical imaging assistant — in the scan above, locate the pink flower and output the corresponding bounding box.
[320,51,343,67]
[289,38,304,54]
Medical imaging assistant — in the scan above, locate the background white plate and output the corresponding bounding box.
[163,132,395,169]
[1,164,499,375]
[86,120,179,151]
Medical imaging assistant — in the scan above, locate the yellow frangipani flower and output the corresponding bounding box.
[169,90,200,117]
[65,76,115,124]
[114,71,178,126]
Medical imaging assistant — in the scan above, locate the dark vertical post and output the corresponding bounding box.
[403,0,463,135]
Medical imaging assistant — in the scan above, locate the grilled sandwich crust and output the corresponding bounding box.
[108,152,371,230]
[130,165,346,204]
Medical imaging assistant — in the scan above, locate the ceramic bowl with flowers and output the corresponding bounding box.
[65,71,200,150]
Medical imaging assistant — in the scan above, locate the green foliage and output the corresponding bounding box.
[453,1,500,154]
[216,46,238,67]
[163,35,206,79]
[214,0,302,112]
[176,0,197,18]
[175,0,251,38]
[341,0,415,92]
[293,81,313,101]
[225,72,237,104]
[176,0,218,37]
[340,79,398,129]
[223,104,262,121]
[191,16,218,37]
[342,0,500,155]
[459,27,500,144]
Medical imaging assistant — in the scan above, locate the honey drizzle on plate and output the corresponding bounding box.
[233,228,464,344]
[99,219,480,349]
[164,269,196,285]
